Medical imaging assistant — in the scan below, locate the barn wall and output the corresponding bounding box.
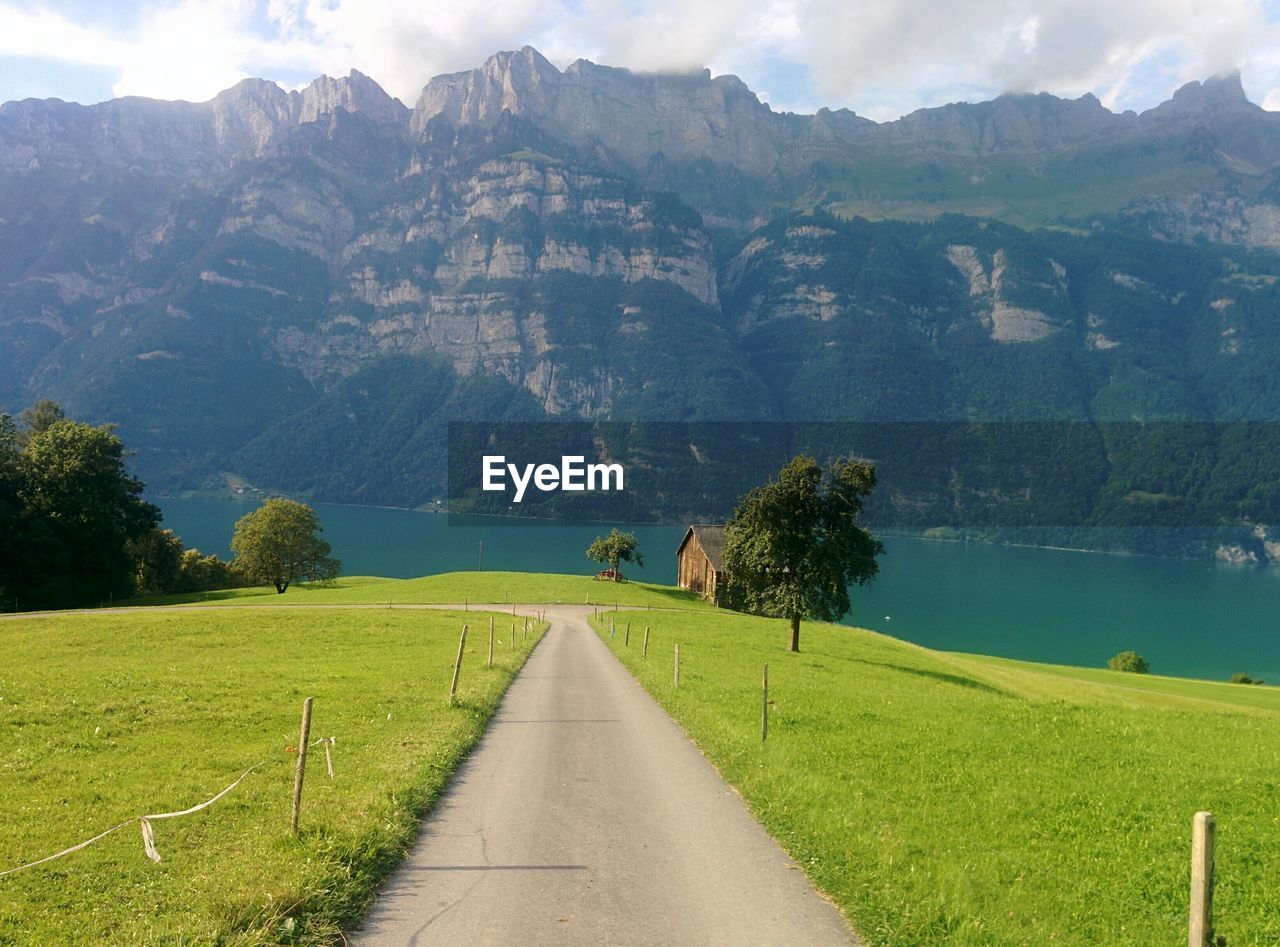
[678,531,720,601]
[678,532,708,595]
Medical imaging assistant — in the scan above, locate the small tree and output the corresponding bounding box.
[128,528,185,595]
[231,498,340,593]
[1107,650,1149,674]
[722,455,883,653]
[177,548,243,593]
[586,528,644,580]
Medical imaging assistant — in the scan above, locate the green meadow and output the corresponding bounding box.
[0,606,545,944]
[124,571,708,611]
[593,609,1280,946]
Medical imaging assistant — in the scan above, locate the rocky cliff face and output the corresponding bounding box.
[4,49,1280,505]
[413,47,786,175]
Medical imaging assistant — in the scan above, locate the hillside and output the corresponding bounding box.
[4,50,1280,554]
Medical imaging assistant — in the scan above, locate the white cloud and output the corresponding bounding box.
[788,0,1280,118]
[0,6,129,67]
[2,0,1280,116]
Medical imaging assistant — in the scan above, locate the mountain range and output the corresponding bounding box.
[3,47,1280,555]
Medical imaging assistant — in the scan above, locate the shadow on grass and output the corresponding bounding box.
[592,580,705,607]
[849,658,1014,697]
[124,586,280,606]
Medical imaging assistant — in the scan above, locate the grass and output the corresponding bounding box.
[122,571,711,611]
[0,606,546,944]
[592,609,1280,946]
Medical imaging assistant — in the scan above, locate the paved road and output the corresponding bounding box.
[356,605,859,946]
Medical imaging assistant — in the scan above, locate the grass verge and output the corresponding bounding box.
[0,607,545,944]
[593,609,1280,946]
[122,572,708,611]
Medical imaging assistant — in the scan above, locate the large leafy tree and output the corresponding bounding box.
[0,415,21,608]
[586,528,644,580]
[231,498,341,593]
[722,455,883,652]
[12,413,160,608]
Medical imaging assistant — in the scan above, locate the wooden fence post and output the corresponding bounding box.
[643,626,650,658]
[610,619,615,638]
[762,663,768,743]
[487,617,494,667]
[449,625,468,703]
[674,644,680,688]
[625,621,630,646]
[511,622,516,651]
[290,697,313,837]
[1189,811,1215,947]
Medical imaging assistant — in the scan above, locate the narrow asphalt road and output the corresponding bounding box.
[356,605,859,946]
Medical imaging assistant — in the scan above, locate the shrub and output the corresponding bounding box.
[1230,673,1264,685]
[1107,650,1150,674]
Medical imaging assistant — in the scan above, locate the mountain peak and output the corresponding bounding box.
[296,70,407,124]
[413,46,562,130]
[1160,69,1253,115]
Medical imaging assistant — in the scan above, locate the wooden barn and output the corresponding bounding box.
[676,525,726,603]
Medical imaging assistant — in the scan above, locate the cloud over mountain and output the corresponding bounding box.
[3,0,1280,120]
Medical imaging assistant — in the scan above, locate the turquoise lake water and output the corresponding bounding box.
[157,497,1280,683]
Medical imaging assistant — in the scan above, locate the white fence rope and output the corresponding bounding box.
[0,820,135,878]
[0,734,336,878]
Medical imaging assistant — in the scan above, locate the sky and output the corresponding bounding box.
[2,0,1280,121]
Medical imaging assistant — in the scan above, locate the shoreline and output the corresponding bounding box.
[153,493,1280,568]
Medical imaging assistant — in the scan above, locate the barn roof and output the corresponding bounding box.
[678,524,726,571]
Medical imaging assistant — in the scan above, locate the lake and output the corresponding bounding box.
[157,497,1280,683]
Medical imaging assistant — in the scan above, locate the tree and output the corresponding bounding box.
[128,528,244,596]
[1107,650,1149,674]
[231,498,340,593]
[177,548,243,593]
[586,528,644,580]
[0,414,20,608]
[722,455,884,653]
[17,399,64,445]
[128,528,185,595]
[15,414,159,607]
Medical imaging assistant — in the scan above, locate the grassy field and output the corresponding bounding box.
[0,606,546,944]
[592,609,1280,945]
[123,572,708,611]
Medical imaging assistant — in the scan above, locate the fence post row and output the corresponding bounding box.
[762,663,768,743]
[290,697,313,837]
[1189,811,1215,947]
[450,625,468,703]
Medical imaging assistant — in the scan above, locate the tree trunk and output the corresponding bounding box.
[275,580,288,594]
[612,557,621,581]
[788,614,801,652]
